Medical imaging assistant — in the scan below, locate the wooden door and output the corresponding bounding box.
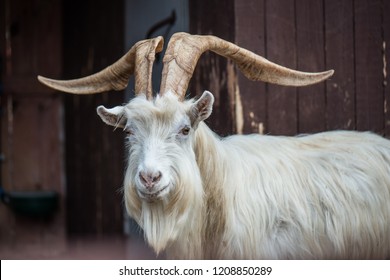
[0,0,65,253]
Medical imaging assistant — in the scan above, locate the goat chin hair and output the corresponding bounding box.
[124,138,205,259]
[124,121,390,260]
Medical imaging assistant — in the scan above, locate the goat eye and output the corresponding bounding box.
[124,128,133,136]
[180,126,190,136]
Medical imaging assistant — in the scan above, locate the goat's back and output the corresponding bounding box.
[206,130,390,259]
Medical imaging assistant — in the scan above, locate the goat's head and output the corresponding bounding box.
[38,32,333,205]
[95,90,213,205]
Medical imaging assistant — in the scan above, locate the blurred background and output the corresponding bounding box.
[0,0,389,259]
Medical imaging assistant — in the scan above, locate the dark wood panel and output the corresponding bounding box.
[354,0,384,133]
[189,0,236,136]
[65,96,99,235]
[63,0,124,236]
[0,0,65,249]
[266,0,297,136]
[189,0,389,137]
[296,0,326,133]
[384,0,390,137]
[8,0,61,77]
[325,0,355,130]
[62,0,94,235]
[235,0,266,134]
[0,0,5,80]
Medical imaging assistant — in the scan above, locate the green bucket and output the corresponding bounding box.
[1,187,59,217]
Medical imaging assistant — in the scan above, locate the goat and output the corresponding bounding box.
[38,32,390,259]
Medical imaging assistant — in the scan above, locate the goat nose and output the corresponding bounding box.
[139,170,162,189]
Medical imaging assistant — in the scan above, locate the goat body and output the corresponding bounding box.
[119,93,390,259]
[192,123,390,259]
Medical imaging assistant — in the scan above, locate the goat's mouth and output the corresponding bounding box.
[137,184,170,202]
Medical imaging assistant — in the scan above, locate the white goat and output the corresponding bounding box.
[38,33,390,259]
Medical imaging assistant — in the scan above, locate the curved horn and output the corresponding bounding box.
[160,32,334,100]
[38,36,164,99]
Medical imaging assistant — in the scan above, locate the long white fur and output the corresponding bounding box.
[100,92,390,259]
[195,126,390,259]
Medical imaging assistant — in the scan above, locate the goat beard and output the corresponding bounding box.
[124,166,204,257]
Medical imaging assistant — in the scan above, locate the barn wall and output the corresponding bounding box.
[189,0,236,136]
[0,0,66,253]
[63,0,125,236]
[190,0,390,137]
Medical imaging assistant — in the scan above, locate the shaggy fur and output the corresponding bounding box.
[98,92,390,259]
[195,126,390,259]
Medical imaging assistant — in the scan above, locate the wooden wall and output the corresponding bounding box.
[0,0,65,252]
[189,0,236,136]
[190,0,390,137]
[0,0,126,249]
[63,0,125,236]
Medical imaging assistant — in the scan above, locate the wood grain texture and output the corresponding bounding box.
[296,0,326,133]
[189,0,236,136]
[384,0,390,136]
[266,0,297,136]
[0,0,65,249]
[63,0,124,236]
[325,0,355,130]
[354,0,384,133]
[235,0,266,134]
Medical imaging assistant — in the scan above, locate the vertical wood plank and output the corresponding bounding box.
[64,0,124,236]
[235,0,267,134]
[0,0,4,68]
[325,0,355,130]
[11,96,65,247]
[296,0,326,133]
[266,0,297,136]
[354,0,384,133]
[384,0,390,137]
[189,0,236,136]
[0,0,66,252]
[91,0,124,236]
[63,0,95,235]
[0,0,9,245]
[7,0,61,77]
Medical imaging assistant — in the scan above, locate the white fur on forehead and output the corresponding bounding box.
[118,92,195,135]
[155,90,179,101]
[124,90,193,117]
[155,90,195,109]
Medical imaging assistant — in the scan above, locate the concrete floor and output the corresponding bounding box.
[0,235,165,260]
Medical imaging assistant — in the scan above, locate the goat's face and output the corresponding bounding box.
[96,91,214,203]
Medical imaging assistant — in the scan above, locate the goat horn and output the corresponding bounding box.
[38,36,164,99]
[159,32,334,100]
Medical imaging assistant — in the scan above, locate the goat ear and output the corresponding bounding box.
[190,91,214,126]
[96,105,127,128]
